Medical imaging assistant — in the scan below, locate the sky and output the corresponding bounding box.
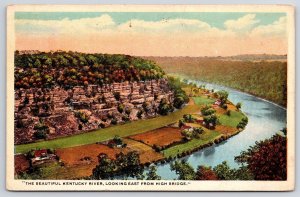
[15,12,288,57]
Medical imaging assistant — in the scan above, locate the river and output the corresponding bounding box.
[156,80,287,180]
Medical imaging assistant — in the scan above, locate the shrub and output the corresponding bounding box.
[117,104,124,113]
[99,122,105,128]
[222,104,228,110]
[111,118,118,125]
[33,130,47,139]
[226,110,231,116]
[75,111,89,124]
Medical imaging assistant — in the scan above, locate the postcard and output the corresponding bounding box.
[6,4,295,191]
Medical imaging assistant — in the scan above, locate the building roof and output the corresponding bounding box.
[34,149,48,158]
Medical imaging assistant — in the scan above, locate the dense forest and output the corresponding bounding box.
[15,51,165,89]
[147,57,287,107]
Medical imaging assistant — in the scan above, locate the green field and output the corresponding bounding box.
[162,129,221,157]
[218,111,245,127]
[192,96,215,106]
[16,103,199,154]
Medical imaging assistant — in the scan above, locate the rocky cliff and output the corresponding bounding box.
[14,78,174,144]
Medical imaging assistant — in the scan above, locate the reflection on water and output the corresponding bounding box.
[203,146,215,156]
[214,140,228,147]
[156,80,287,180]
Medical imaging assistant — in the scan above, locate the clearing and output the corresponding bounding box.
[218,110,245,127]
[129,127,183,147]
[123,138,164,164]
[162,129,221,158]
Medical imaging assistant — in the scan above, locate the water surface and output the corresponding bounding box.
[156,80,287,179]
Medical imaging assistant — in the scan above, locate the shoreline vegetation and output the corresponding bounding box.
[145,56,287,107]
[16,78,248,180]
[17,51,286,180]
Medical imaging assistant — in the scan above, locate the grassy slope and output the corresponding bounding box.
[162,129,221,157]
[219,110,245,128]
[192,96,215,106]
[162,92,242,158]
[147,57,287,107]
[16,103,199,154]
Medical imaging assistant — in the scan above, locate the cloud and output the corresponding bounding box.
[15,14,116,35]
[117,18,214,33]
[224,14,260,32]
[15,14,288,56]
[250,16,287,37]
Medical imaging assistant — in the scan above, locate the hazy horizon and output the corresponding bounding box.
[15,12,287,57]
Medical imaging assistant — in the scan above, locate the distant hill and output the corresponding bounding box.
[143,54,287,62]
[224,54,287,61]
[144,56,287,107]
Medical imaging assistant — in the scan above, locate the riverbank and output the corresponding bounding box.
[16,84,248,180]
[146,56,287,107]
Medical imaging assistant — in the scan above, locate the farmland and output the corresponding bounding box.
[219,111,245,128]
[15,82,248,180]
[55,144,130,166]
[192,96,215,106]
[123,138,164,164]
[162,129,221,158]
[15,102,199,154]
[129,127,183,147]
[147,56,287,107]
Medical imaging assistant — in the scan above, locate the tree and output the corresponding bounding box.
[181,129,194,141]
[33,130,47,139]
[116,151,144,179]
[203,114,218,129]
[33,120,49,139]
[92,151,144,180]
[193,127,204,135]
[75,111,89,124]
[117,104,124,113]
[170,160,195,180]
[235,134,287,180]
[281,127,287,136]
[237,116,248,129]
[236,102,242,110]
[195,166,218,180]
[173,96,185,109]
[113,135,123,145]
[158,98,171,116]
[201,106,216,116]
[183,114,195,123]
[226,110,231,116]
[213,161,253,180]
[92,153,116,180]
[146,165,161,180]
[216,90,229,104]
[178,119,184,128]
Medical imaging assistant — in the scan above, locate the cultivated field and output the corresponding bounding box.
[218,111,245,128]
[16,102,199,154]
[163,129,221,158]
[129,127,183,147]
[214,125,238,135]
[55,144,130,166]
[123,138,164,163]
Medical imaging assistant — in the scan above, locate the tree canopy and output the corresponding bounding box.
[15,51,165,89]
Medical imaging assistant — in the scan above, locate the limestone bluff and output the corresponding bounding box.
[14,51,186,145]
